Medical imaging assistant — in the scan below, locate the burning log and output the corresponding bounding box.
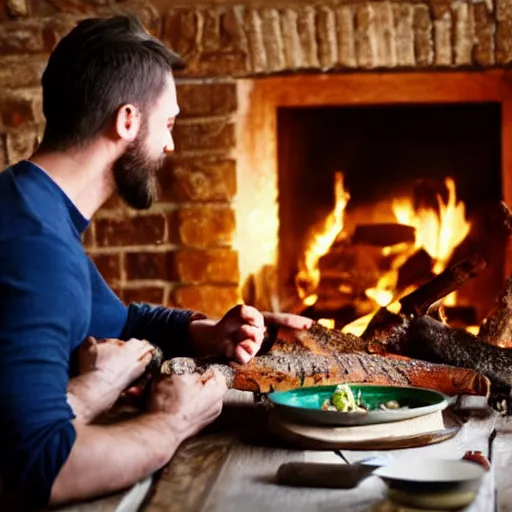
[399,253,487,316]
[261,322,370,355]
[361,254,487,344]
[351,223,416,247]
[396,248,434,292]
[403,315,512,409]
[479,276,512,348]
[318,243,386,289]
[161,351,490,397]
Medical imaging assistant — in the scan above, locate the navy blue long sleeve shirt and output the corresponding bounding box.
[0,160,197,509]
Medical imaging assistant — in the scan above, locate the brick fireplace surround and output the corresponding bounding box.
[2,0,512,317]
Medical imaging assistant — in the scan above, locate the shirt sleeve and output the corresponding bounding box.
[0,233,84,509]
[85,258,202,357]
[120,303,205,358]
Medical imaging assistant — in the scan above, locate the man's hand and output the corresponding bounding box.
[68,337,155,423]
[79,336,154,392]
[189,304,313,364]
[148,370,227,441]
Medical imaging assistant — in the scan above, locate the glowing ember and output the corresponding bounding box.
[295,172,350,304]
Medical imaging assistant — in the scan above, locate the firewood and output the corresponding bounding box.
[403,315,512,409]
[479,276,512,348]
[396,248,434,292]
[161,351,490,397]
[318,243,387,283]
[261,323,370,355]
[399,254,487,316]
[361,254,487,343]
[351,223,416,246]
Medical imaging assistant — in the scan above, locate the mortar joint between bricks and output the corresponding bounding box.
[174,114,235,125]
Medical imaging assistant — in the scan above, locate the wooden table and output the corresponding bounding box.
[55,392,512,512]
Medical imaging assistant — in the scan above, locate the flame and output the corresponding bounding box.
[318,318,335,329]
[365,271,398,307]
[349,178,470,335]
[392,178,471,274]
[295,174,472,334]
[295,172,350,305]
[342,300,402,336]
[466,325,480,335]
[341,311,376,336]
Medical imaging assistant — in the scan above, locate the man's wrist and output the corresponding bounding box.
[67,371,121,423]
[187,315,221,357]
[146,411,188,446]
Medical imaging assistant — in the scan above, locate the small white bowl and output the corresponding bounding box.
[373,459,486,510]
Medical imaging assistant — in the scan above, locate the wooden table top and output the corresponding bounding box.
[53,392,512,512]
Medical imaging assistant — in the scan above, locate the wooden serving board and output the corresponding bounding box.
[269,409,461,450]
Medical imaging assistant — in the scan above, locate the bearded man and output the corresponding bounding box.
[0,13,311,511]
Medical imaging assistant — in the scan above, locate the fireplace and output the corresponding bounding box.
[3,0,512,319]
[236,72,512,330]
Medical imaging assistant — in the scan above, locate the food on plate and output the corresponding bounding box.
[320,384,406,413]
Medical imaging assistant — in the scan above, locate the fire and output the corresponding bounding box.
[365,272,397,307]
[295,172,350,305]
[295,175,472,334]
[342,300,401,336]
[392,178,471,274]
[318,318,335,329]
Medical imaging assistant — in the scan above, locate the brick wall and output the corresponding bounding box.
[1,0,512,317]
[0,0,241,318]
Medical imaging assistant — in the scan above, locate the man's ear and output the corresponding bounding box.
[115,104,141,142]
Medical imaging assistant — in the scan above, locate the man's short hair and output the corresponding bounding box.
[39,13,184,151]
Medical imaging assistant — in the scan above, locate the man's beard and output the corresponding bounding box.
[113,136,166,210]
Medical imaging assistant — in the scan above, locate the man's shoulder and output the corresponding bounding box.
[0,161,72,243]
[0,230,80,276]
[0,164,46,241]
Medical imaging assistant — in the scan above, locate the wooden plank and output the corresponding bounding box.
[50,393,507,512]
[147,389,361,512]
[200,441,374,512]
[144,390,258,512]
[144,434,233,512]
[47,477,153,512]
[340,407,499,512]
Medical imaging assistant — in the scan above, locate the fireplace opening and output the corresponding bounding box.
[276,102,505,331]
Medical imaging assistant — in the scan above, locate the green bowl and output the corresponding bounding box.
[267,384,452,426]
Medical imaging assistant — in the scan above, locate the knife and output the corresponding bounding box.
[276,462,380,489]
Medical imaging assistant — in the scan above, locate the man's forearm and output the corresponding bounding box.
[67,372,121,424]
[187,317,221,356]
[121,303,201,358]
[50,413,182,506]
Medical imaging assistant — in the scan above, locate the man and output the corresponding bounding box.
[0,13,312,510]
